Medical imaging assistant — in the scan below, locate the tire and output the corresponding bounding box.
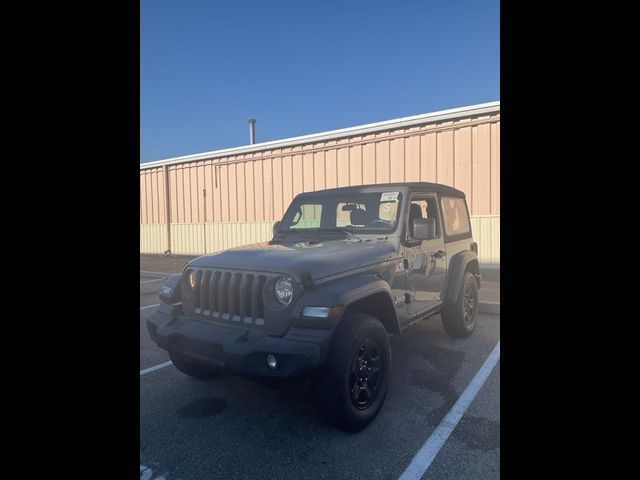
[168,351,222,380]
[441,272,479,338]
[312,313,391,430]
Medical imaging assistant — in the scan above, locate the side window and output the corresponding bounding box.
[408,197,440,238]
[441,197,470,237]
[290,204,322,229]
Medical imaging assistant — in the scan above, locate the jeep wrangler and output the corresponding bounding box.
[147,182,481,430]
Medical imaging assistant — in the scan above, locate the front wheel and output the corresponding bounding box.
[168,351,222,379]
[441,272,479,338]
[312,313,391,430]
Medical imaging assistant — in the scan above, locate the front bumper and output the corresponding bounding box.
[147,305,333,379]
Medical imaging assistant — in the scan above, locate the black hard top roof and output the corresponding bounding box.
[297,182,465,198]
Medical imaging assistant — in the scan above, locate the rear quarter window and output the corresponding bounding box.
[441,197,471,238]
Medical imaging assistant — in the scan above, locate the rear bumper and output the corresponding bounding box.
[147,306,333,379]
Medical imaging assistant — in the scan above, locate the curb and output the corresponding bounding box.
[479,301,500,315]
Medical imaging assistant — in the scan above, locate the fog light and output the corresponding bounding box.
[267,354,278,369]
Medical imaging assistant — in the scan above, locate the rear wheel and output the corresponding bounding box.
[168,351,222,379]
[441,272,479,338]
[312,313,391,430]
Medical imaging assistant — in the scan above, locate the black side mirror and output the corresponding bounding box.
[272,220,281,237]
[413,218,436,240]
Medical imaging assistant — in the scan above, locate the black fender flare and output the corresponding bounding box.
[290,273,399,332]
[442,251,480,305]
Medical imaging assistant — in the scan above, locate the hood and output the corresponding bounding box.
[188,238,396,282]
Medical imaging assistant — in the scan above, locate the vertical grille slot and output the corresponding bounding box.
[250,274,260,320]
[228,273,240,317]
[219,272,231,316]
[239,274,251,319]
[193,270,203,310]
[199,270,211,313]
[209,271,221,314]
[256,275,267,320]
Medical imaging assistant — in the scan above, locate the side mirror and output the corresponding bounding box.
[413,218,436,240]
[272,220,281,237]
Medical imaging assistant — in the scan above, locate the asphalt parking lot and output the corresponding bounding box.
[140,263,500,480]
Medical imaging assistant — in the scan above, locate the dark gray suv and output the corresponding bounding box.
[148,182,481,430]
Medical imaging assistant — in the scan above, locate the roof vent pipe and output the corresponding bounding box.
[248,118,256,145]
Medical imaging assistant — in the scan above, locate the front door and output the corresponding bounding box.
[404,195,447,316]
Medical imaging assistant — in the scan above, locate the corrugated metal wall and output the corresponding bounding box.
[140,107,500,265]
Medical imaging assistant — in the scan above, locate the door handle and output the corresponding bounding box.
[432,250,446,259]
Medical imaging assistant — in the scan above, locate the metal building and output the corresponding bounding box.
[140,101,500,266]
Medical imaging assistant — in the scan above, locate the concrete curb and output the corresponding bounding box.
[479,301,500,315]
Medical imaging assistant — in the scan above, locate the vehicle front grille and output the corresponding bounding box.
[188,269,269,326]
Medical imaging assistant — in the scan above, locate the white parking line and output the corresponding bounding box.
[140,270,177,277]
[140,277,167,284]
[140,360,173,376]
[140,303,160,310]
[398,341,500,480]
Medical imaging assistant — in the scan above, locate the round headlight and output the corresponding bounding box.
[187,271,198,289]
[274,276,294,305]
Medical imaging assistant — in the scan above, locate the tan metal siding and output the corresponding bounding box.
[470,215,500,267]
[140,116,500,223]
[141,110,500,262]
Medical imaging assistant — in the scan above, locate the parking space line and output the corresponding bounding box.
[140,270,176,277]
[140,277,167,284]
[398,341,500,480]
[140,303,160,310]
[140,361,173,376]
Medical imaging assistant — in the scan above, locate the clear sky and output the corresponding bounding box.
[140,0,499,163]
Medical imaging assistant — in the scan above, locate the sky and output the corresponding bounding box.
[140,0,499,163]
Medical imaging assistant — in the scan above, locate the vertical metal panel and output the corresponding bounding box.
[336,138,350,187]
[420,132,437,182]
[302,150,314,192]
[204,161,214,222]
[375,132,390,184]
[313,146,325,192]
[390,134,405,182]
[405,128,420,182]
[272,155,283,218]
[362,133,376,184]
[453,120,472,211]
[262,155,274,221]
[228,161,238,222]
[291,146,303,198]
[336,138,351,187]
[436,122,454,186]
[472,119,491,214]
[245,159,255,222]
[253,156,264,221]
[349,137,363,185]
[491,120,500,214]
[220,164,229,222]
[282,148,294,210]
[237,159,247,222]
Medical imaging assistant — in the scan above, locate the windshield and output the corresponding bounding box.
[278,190,403,234]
